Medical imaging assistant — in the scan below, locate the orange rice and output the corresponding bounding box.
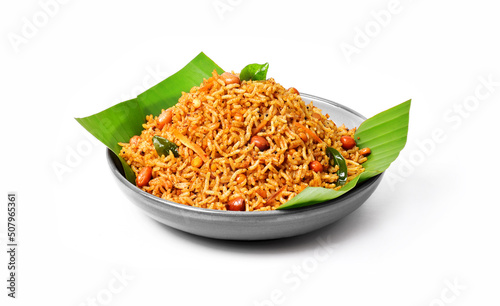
[119,70,367,211]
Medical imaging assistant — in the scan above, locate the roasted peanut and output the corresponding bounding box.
[158,109,173,129]
[359,147,371,155]
[250,135,270,151]
[312,113,322,120]
[340,136,356,150]
[221,72,240,85]
[227,197,245,211]
[136,167,152,187]
[309,160,323,172]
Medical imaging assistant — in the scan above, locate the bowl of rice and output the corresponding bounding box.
[106,71,384,240]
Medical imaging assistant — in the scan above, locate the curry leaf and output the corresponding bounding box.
[153,136,179,158]
[240,62,269,81]
[326,147,348,186]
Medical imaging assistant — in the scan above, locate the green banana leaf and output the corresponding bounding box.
[75,52,224,183]
[277,100,411,209]
[75,52,410,210]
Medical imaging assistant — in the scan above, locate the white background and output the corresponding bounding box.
[1,0,500,305]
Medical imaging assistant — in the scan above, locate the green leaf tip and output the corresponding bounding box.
[354,99,411,183]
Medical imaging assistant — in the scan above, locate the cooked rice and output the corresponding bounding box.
[119,70,367,211]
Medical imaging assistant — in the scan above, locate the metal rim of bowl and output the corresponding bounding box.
[106,93,382,217]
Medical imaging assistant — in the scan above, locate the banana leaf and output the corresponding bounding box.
[75,52,224,183]
[277,100,411,209]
